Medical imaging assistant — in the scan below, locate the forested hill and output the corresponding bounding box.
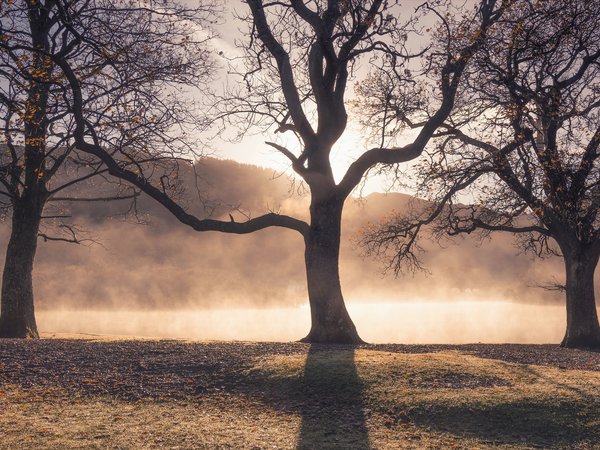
[0,158,565,310]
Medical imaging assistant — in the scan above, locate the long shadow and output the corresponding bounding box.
[406,396,600,447]
[297,345,370,449]
[400,361,599,447]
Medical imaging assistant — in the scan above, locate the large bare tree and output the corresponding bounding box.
[360,0,600,348]
[57,0,508,343]
[0,0,215,337]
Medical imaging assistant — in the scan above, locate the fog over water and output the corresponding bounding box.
[0,158,590,343]
[38,302,565,344]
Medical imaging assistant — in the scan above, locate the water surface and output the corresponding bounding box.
[38,301,566,343]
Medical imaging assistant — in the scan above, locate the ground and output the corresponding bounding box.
[0,334,599,449]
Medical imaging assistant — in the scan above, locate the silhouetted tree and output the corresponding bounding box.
[360,0,600,348]
[0,0,216,337]
[59,0,508,343]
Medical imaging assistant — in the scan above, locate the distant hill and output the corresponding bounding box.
[0,157,567,310]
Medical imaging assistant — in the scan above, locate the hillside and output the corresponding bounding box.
[0,158,566,310]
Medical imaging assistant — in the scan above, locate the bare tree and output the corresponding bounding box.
[0,0,216,338]
[360,0,600,348]
[57,0,507,343]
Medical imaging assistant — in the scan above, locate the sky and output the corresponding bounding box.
[192,0,430,196]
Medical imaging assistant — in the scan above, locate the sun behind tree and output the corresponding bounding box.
[59,0,509,343]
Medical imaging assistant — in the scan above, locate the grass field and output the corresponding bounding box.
[0,336,599,449]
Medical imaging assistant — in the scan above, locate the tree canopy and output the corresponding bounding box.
[360,0,600,348]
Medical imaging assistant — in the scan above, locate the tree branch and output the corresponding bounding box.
[338,0,507,197]
[245,0,316,143]
[49,191,140,203]
[55,51,309,238]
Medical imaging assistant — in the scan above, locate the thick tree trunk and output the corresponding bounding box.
[560,249,600,349]
[0,199,44,338]
[0,4,52,339]
[301,196,363,344]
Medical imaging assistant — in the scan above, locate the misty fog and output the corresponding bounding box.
[39,302,565,344]
[0,158,578,342]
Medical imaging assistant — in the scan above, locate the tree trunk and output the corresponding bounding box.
[560,248,600,349]
[301,196,363,344]
[0,4,52,339]
[0,198,44,338]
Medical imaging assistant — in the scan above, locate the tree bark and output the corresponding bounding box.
[0,0,53,339]
[301,195,363,344]
[560,248,600,349]
[0,197,44,338]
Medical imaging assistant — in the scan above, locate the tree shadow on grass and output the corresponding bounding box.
[405,393,599,447]
[296,345,370,449]
[383,360,600,448]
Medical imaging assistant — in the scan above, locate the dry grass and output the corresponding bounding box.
[0,387,301,449]
[0,337,599,449]
[246,349,600,449]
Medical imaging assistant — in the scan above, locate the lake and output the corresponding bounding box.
[37,300,566,344]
